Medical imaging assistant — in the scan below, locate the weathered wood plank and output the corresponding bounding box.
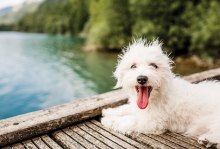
[145,134,185,149]
[129,132,171,149]
[85,121,137,149]
[63,127,98,149]
[41,134,63,149]
[11,143,25,149]
[22,140,38,149]
[70,126,111,149]
[32,137,50,149]
[52,130,84,149]
[183,68,220,83]
[165,132,206,149]
[158,133,198,149]
[0,89,128,147]
[78,123,125,149]
[90,120,146,149]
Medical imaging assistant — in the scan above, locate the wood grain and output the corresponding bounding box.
[78,123,125,149]
[12,143,25,149]
[90,120,146,149]
[41,134,63,149]
[63,127,98,149]
[85,121,137,149]
[52,130,84,149]
[22,140,38,149]
[32,137,50,149]
[70,125,111,149]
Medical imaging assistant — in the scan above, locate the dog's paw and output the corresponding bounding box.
[198,137,220,149]
[101,115,116,128]
[101,115,135,135]
[102,108,114,117]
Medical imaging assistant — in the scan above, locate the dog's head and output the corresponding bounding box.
[114,38,174,109]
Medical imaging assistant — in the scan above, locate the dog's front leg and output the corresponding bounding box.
[101,112,166,135]
[101,114,139,134]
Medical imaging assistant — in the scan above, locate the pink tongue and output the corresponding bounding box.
[137,86,149,109]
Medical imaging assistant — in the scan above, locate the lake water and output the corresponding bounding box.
[0,32,207,120]
[0,32,119,119]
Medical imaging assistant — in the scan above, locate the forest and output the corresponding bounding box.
[1,0,220,60]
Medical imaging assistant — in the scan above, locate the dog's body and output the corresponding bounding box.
[101,39,220,148]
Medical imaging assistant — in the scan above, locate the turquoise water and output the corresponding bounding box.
[0,32,118,119]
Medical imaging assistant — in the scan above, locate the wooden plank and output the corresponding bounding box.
[12,143,25,149]
[183,68,220,83]
[145,134,185,149]
[22,140,38,149]
[158,133,198,149]
[0,89,128,147]
[52,130,84,149]
[70,126,111,149]
[63,127,98,149]
[129,132,172,149]
[165,132,206,149]
[85,121,137,149]
[41,134,63,149]
[78,123,125,149]
[90,120,146,149]
[32,137,50,149]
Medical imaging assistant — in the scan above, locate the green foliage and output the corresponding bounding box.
[129,0,190,55]
[15,0,89,35]
[86,0,131,49]
[6,0,220,58]
[183,0,220,58]
[129,0,219,58]
[0,24,13,31]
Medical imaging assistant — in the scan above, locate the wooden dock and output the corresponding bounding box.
[1,68,220,149]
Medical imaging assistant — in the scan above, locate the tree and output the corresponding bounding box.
[86,0,131,50]
[129,0,190,55]
[15,0,89,35]
[183,0,220,59]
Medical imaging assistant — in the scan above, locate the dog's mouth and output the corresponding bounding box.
[135,86,152,109]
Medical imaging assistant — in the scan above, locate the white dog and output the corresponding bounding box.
[101,38,220,148]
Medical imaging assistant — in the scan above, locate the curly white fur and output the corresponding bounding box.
[101,38,220,148]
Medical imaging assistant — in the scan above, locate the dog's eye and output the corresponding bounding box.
[131,64,137,69]
[150,63,158,69]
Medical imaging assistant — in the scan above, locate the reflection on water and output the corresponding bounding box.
[0,32,117,119]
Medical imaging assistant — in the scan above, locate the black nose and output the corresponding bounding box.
[137,76,148,85]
